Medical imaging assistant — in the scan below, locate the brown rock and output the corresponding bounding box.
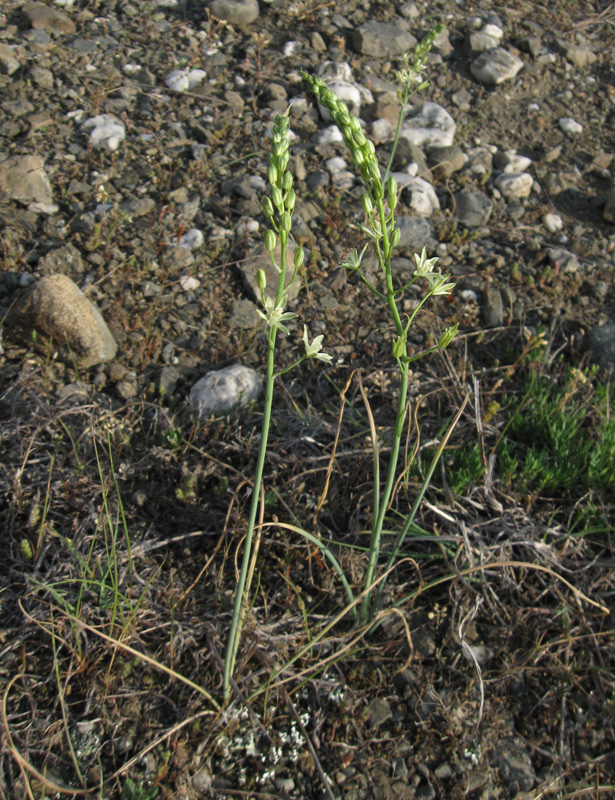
[23,2,76,34]
[5,275,118,368]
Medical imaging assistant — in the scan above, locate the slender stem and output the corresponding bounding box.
[222,331,276,699]
[360,359,409,623]
[223,230,289,701]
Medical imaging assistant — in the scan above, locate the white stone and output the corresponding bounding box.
[400,102,456,150]
[123,63,141,75]
[177,229,204,250]
[460,289,478,303]
[236,217,259,236]
[283,41,301,57]
[316,125,344,146]
[326,156,347,174]
[483,24,503,40]
[543,213,563,233]
[190,364,262,418]
[318,80,362,118]
[331,171,355,189]
[317,61,355,83]
[559,117,583,135]
[82,114,125,151]
[165,69,207,92]
[494,172,533,198]
[371,118,393,143]
[471,48,524,85]
[499,150,533,173]
[401,177,440,217]
[288,96,308,114]
[179,276,201,291]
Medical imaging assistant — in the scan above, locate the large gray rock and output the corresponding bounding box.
[209,0,259,25]
[190,364,262,417]
[0,155,56,213]
[454,189,493,227]
[395,217,438,253]
[4,274,117,368]
[352,21,416,58]
[471,48,524,85]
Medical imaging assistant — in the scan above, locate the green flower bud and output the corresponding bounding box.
[271,186,284,210]
[368,162,381,183]
[294,245,305,269]
[268,164,278,187]
[361,194,373,216]
[285,188,296,211]
[282,172,293,191]
[352,129,368,148]
[262,196,274,219]
[387,176,398,210]
[256,268,267,292]
[392,336,406,359]
[277,152,290,173]
[280,211,292,233]
[353,149,365,166]
[349,116,362,132]
[390,227,401,248]
[264,229,277,252]
[438,323,459,349]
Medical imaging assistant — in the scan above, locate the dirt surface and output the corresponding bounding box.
[1,0,615,798]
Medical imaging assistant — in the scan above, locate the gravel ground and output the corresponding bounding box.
[1,0,615,798]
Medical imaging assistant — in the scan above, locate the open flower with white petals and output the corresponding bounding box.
[427,273,456,296]
[257,296,297,335]
[413,246,440,278]
[303,326,333,363]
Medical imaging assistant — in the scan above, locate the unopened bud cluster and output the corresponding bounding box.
[301,73,383,197]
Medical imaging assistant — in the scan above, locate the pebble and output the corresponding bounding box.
[177,229,204,250]
[0,43,20,75]
[190,364,262,418]
[82,114,126,151]
[604,185,615,223]
[352,22,417,58]
[209,0,259,25]
[548,247,579,273]
[454,189,493,227]
[482,287,504,326]
[495,150,533,173]
[586,323,615,371]
[315,125,344,146]
[471,48,524,85]
[543,213,563,233]
[494,172,534,199]
[179,276,200,292]
[23,1,76,34]
[0,155,56,212]
[400,102,457,150]
[559,117,583,135]
[165,69,207,92]
[368,697,392,727]
[401,177,440,217]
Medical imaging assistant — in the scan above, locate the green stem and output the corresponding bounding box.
[222,231,289,701]
[360,359,409,624]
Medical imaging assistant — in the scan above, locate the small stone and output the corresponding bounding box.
[4,274,117,368]
[559,117,583,135]
[495,150,532,173]
[494,172,533,199]
[548,247,579,273]
[190,364,262,417]
[467,25,502,55]
[434,762,453,780]
[316,125,344,146]
[586,324,615,371]
[352,21,417,58]
[23,2,76,33]
[209,0,259,25]
[368,697,392,728]
[157,365,180,397]
[396,217,438,253]
[401,177,440,217]
[400,102,456,150]
[371,118,393,143]
[432,145,467,179]
[471,48,524,85]
[496,744,537,792]
[543,213,563,233]
[116,373,138,400]
[165,69,207,92]
[176,229,204,250]
[179,276,200,291]
[0,154,55,210]
[454,189,493,227]
[604,185,615,223]
[482,287,504,326]
[0,43,21,75]
[82,114,125,151]
[229,298,259,329]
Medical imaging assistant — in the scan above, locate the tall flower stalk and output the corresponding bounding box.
[302,26,457,625]
[223,111,331,700]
